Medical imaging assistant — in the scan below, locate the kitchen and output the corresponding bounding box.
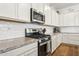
[0,3,79,56]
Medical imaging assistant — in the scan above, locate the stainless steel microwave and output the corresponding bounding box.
[30,8,45,24]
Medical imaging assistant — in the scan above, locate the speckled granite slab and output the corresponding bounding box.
[0,37,38,54]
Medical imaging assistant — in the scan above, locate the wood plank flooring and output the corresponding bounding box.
[51,43,79,56]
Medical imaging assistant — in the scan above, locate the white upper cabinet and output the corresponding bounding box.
[51,9,59,26]
[55,12,59,26]
[75,12,79,26]
[32,3,44,12]
[59,14,64,26]
[0,3,17,19]
[59,12,75,26]
[44,4,52,25]
[58,4,79,26]
[17,3,31,22]
[63,13,75,26]
[51,10,56,26]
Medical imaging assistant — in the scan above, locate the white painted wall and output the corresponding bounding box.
[0,21,53,40]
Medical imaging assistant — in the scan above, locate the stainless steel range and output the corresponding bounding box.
[25,28,51,56]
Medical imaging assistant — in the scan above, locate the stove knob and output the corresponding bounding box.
[39,40,41,43]
[45,38,48,40]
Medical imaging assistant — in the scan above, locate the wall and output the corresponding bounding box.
[60,27,79,33]
[0,21,53,40]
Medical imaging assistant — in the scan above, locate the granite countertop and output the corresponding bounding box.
[0,37,38,54]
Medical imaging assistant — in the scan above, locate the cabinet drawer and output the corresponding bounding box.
[20,47,38,56]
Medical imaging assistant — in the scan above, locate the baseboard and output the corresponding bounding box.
[62,43,79,47]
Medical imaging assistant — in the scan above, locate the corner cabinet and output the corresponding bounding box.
[44,4,52,25]
[17,3,31,22]
[51,34,62,53]
[0,3,17,19]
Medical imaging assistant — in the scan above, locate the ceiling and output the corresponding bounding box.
[50,3,79,10]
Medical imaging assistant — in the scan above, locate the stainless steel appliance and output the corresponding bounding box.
[25,28,51,56]
[38,35,51,56]
[30,8,45,24]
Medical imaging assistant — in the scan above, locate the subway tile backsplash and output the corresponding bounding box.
[0,21,53,40]
[61,27,79,33]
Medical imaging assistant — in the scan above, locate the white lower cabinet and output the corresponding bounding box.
[20,48,37,56]
[51,34,62,52]
[62,34,79,45]
[52,36,57,52]
[0,42,38,56]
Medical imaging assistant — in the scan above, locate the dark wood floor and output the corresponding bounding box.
[51,43,79,56]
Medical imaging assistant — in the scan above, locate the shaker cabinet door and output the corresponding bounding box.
[44,4,52,25]
[59,12,76,26]
[51,9,59,26]
[63,13,75,26]
[51,34,62,53]
[51,36,58,52]
[17,3,31,22]
[0,3,17,19]
[75,12,79,26]
[59,14,64,26]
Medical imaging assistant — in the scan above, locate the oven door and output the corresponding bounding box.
[38,40,51,56]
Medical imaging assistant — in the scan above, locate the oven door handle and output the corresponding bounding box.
[39,41,50,46]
